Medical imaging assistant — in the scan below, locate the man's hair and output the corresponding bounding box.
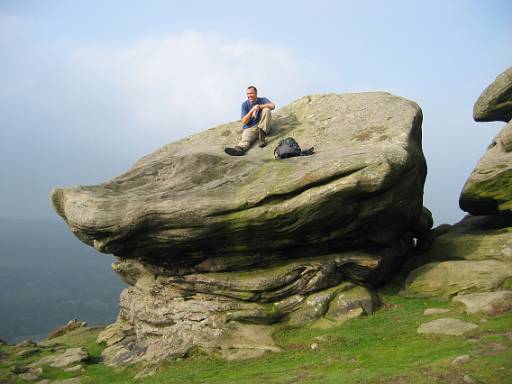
[247,86,258,93]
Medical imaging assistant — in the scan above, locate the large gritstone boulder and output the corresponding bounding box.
[460,120,512,215]
[473,66,512,123]
[51,92,428,366]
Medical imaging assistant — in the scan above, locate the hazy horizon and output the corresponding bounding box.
[0,218,125,343]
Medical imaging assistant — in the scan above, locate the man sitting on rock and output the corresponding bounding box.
[225,86,275,156]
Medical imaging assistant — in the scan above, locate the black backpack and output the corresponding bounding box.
[274,137,314,159]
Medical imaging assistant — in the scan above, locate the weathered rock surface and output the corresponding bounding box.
[401,215,512,299]
[16,348,41,358]
[417,318,478,336]
[401,259,512,299]
[52,379,81,384]
[404,67,512,306]
[423,308,450,316]
[51,92,426,263]
[461,66,512,214]
[460,121,512,215]
[64,365,84,372]
[99,258,380,366]
[453,290,512,315]
[473,66,512,122]
[410,215,512,263]
[31,347,89,369]
[17,367,43,381]
[16,340,37,348]
[451,354,470,365]
[52,93,429,366]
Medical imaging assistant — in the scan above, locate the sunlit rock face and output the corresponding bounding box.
[51,92,428,366]
[401,215,512,300]
[473,66,512,123]
[459,121,512,215]
[403,67,512,316]
[460,66,512,215]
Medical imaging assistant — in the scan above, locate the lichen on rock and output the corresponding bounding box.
[460,121,512,215]
[401,215,512,300]
[461,65,512,215]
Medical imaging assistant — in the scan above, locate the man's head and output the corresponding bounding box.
[246,86,258,103]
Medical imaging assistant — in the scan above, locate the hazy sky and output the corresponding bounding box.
[0,0,510,225]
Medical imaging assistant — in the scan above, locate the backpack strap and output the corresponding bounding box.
[300,147,315,156]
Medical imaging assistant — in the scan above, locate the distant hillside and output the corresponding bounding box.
[0,218,126,343]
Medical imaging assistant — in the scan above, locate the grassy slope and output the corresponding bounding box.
[1,286,511,384]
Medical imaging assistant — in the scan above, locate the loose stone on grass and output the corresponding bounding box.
[314,335,331,342]
[423,308,450,315]
[64,364,84,372]
[453,290,512,315]
[31,347,89,369]
[52,378,82,384]
[451,354,470,365]
[16,340,37,348]
[50,348,89,368]
[16,348,41,358]
[417,318,478,336]
[18,367,43,381]
[11,364,28,374]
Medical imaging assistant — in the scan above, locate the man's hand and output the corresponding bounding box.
[251,105,260,119]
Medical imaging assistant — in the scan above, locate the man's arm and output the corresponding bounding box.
[241,98,275,125]
[241,108,256,125]
[254,98,275,111]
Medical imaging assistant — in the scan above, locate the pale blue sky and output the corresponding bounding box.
[0,0,511,224]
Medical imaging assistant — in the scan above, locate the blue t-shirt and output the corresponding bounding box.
[241,97,272,128]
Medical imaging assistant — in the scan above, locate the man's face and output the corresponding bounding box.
[246,88,257,103]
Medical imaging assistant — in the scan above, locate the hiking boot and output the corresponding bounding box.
[258,129,267,148]
[224,146,246,156]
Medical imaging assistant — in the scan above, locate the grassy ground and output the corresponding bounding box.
[1,285,511,383]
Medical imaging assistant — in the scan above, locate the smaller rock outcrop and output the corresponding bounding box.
[401,215,512,299]
[473,66,512,122]
[461,66,512,215]
[460,121,512,214]
[402,259,512,299]
[404,66,512,314]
